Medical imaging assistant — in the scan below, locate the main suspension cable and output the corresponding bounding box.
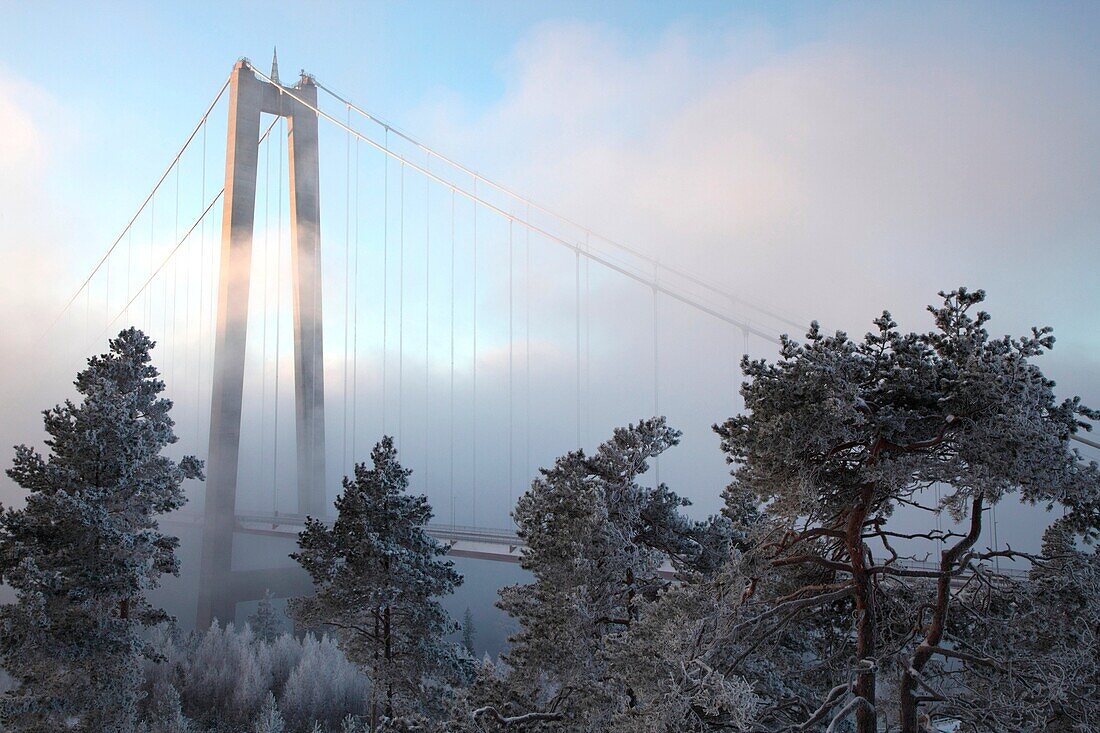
[46,75,231,337]
[312,76,807,333]
[248,65,781,343]
[90,190,222,351]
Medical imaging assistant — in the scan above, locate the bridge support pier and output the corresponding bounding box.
[196,59,326,629]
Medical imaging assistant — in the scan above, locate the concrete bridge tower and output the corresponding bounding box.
[196,57,326,629]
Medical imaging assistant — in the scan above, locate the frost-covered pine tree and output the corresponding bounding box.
[715,288,1100,733]
[940,519,1100,732]
[289,437,466,730]
[461,608,476,656]
[249,590,281,643]
[250,692,285,733]
[498,417,732,729]
[0,328,202,733]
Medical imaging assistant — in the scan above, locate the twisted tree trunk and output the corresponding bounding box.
[847,481,879,733]
[898,494,984,733]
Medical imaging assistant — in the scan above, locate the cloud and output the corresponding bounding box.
[411,12,1100,356]
[0,68,84,503]
[397,9,1100,533]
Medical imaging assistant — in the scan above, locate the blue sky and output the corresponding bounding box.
[3,1,1100,545]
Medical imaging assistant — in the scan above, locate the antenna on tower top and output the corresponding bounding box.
[271,47,281,86]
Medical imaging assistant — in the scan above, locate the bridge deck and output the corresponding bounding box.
[167,511,1026,598]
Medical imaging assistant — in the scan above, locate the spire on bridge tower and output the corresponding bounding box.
[271,46,281,86]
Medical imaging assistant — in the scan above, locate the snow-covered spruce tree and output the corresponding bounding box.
[289,437,467,731]
[0,328,202,733]
[714,288,1100,733]
[496,417,733,730]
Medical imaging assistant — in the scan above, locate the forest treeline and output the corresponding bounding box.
[1,288,1098,732]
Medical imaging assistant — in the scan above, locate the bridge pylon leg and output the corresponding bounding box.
[196,60,326,629]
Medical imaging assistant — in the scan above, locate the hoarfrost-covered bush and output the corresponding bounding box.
[251,692,285,733]
[177,622,271,729]
[138,623,372,733]
[279,633,371,731]
[265,631,307,701]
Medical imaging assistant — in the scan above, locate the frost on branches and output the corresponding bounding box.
[492,417,745,731]
[0,328,203,732]
[288,437,468,730]
[714,288,1100,733]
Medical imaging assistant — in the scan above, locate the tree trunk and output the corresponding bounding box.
[370,610,381,732]
[847,482,878,733]
[899,494,984,733]
[384,604,394,720]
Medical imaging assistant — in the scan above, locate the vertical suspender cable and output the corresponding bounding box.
[352,139,360,461]
[524,202,531,497]
[126,229,132,323]
[163,186,170,346]
[472,182,478,528]
[727,326,734,417]
[449,188,456,528]
[105,250,111,340]
[653,284,660,488]
[585,234,590,447]
[147,197,154,329]
[172,164,180,382]
[343,106,351,472]
[575,251,581,448]
[182,164,192,430]
[197,122,206,447]
[508,218,514,512]
[424,153,431,494]
[398,163,405,450]
[382,129,389,436]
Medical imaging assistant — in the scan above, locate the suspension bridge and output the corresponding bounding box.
[45,55,1077,627]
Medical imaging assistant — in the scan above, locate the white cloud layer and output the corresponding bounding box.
[411,11,1100,375]
[401,9,1100,541]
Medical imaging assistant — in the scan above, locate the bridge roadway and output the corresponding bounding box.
[232,513,528,565]
[166,511,1024,614]
[166,512,534,609]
